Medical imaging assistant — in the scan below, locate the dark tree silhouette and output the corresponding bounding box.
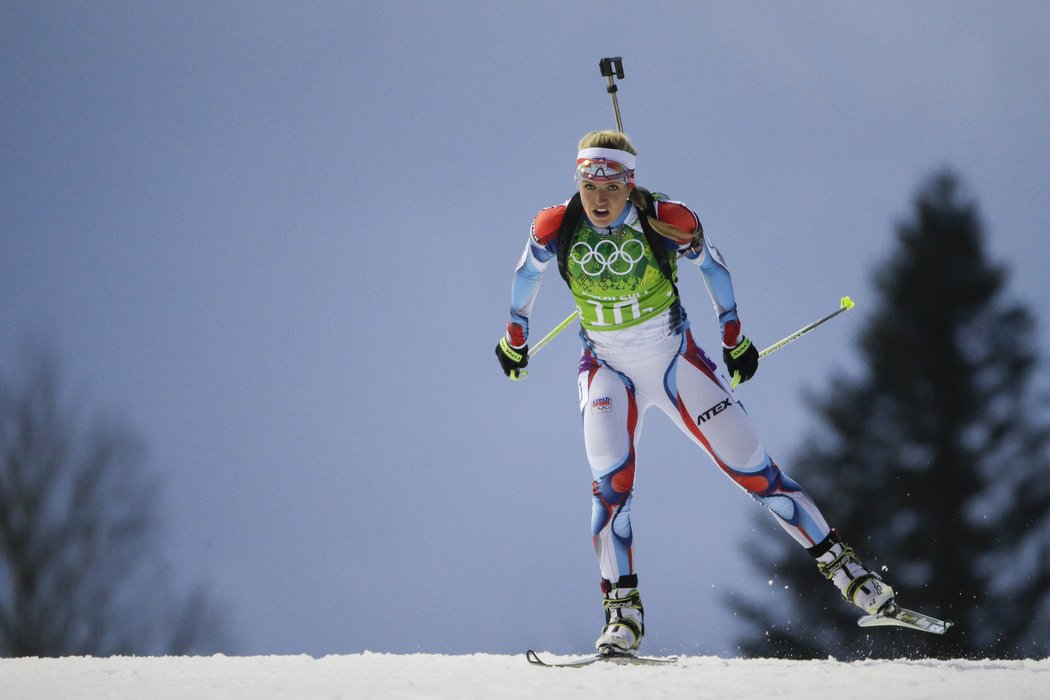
[0,353,229,656]
[732,171,1050,659]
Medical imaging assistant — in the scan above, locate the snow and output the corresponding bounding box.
[2,654,1048,699]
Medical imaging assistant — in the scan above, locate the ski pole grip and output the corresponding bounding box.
[598,57,626,132]
[599,57,625,81]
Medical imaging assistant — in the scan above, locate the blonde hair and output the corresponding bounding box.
[577,131,697,245]
[578,130,638,155]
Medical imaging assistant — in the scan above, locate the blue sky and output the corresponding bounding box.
[3,2,1049,655]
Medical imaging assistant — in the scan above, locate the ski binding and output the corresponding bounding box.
[857,602,953,634]
[526,649,678,668]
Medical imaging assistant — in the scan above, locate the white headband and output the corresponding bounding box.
[576,147,636,170]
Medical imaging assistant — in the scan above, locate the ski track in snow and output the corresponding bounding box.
[1,653,1048,699]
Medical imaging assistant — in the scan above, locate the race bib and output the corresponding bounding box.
[567,222,676,330]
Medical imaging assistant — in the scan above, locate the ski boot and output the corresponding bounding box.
[811,531,895,615]
[595,575,644,656]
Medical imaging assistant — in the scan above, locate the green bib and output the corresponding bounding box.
[567,220,677,331]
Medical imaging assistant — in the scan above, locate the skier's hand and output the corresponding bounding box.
[495,338,529,380]
[724,336,758,386]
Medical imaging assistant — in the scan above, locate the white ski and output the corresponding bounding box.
[857,602,953,634]
[525,649,678,668]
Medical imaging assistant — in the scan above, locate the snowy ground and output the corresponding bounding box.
[2,653,1049,699]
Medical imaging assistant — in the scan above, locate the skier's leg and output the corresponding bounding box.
[579,351,642,582]
[662,330,831,547]
[663,331,895,613]
[579,351,646,653]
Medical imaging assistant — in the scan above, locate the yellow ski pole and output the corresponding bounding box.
[502,309,578,381]
[527,309,579,360]
[731,296,856,388]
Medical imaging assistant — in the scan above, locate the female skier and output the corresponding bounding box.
[495,130,895,656]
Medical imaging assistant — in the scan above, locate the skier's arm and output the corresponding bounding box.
[682,232,741,346]
[650,196,741,345]
[505,205,563,347]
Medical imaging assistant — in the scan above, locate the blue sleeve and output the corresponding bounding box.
[684,233,739,341]
[506,236,556,346]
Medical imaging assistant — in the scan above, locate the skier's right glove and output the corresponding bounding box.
[495,338,529,380]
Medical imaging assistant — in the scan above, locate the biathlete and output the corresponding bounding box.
[495,130,895,656]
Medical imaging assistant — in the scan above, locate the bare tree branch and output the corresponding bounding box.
[0,352,229,657]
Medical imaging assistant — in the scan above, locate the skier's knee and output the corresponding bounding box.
[593,462,635,505]
[591,462,635,535]
[730,459,796,498]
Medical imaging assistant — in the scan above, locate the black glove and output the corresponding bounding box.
[495,338,529,380]
[723,336,759,385]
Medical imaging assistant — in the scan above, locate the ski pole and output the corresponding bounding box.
[759,295,856,359]
[730,296,856,388]
[527,309,579,361]
[523,58,629,364]
[599,57,625,132]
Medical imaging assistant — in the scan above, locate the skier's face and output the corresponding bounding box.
[579,180,630,227]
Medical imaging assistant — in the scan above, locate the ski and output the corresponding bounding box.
[525,649,678,668]
[857,602,954,634]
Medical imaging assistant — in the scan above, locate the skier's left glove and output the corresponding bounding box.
[724,337,758,385]
[495,338,529,380]
[722,319,758,385]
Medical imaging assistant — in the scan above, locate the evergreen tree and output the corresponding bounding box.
[732,171,1050,659]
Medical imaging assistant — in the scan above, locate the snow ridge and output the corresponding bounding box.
[3,653,1049,699]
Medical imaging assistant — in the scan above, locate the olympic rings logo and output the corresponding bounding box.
[569,238,646,276]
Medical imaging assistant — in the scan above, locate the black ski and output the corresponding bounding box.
[525,649,678,668]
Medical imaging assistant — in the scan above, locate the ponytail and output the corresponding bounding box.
[630,188,700,245]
